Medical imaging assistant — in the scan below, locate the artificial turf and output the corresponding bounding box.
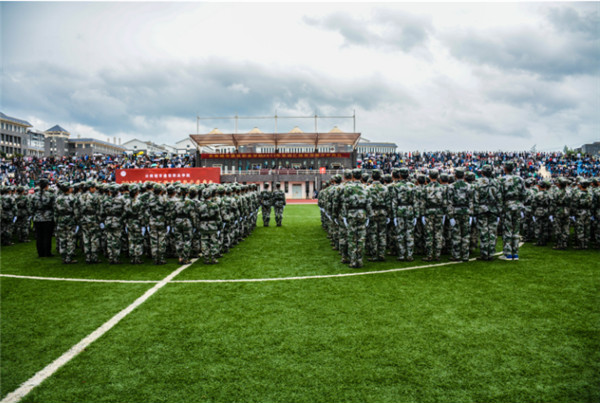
[1,204,599,402]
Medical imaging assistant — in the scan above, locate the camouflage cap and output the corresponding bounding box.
[361,172,370,182]
[399,167,410,177]
[333,174,342,184]
[120,183,129,191]
[202,188,213,198]
[504,161,515,171]
[352,168,362,180]
[440,173,449,182]
[482,164,493,175]
[217,185,226,194]
[383,174,393,183]
[454,167,465,178]
[371,169,382,181]
[465,171,476,182]
[428,169,439,179]
[343,169,353,180]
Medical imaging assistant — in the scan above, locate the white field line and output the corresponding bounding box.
[0,274,159,284]
[0,258,197,403]
[0,249,511,285]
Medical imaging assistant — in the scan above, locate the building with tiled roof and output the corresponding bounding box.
[0,111,33,156]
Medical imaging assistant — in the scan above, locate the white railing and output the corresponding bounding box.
[223,169,346,176]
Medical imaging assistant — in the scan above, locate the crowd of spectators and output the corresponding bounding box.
[1,150,598,186]
[0,154,196,186]
[357,151,600,178]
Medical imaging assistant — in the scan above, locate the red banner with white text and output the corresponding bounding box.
[115,168,221,184]
[200,152,351,159]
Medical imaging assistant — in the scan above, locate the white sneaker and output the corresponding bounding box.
[498,254,513,261]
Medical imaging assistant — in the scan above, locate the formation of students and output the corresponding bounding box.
[1,181,260,265]
[318,164,599,268]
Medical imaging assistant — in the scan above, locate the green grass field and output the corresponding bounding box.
[1,205,599,403]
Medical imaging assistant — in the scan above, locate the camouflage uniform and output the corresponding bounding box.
[447,169,473,261]
[465,172,479,253]
[104,186,126,264]
[173,189,195,264]
[1,187,17,245]
[334,170,353,262]
[31,182,56,258]
[523,179,538,242]
[531,182,551,246]
[272,183,286,227]
[366,170,389,261]
[390,168,416,261]
[592,179,600,249]
[148,185,168,265]
[165,187,178,258]
[260,184,273,227]
[54,184,77,263]
[474,166,502,261]
[15,187,31,242]
[125,186,145,264]
[422,170,446,261]
[550,178,571,250]
[571,181,592,249]
[78,184,100,263]
[199,188,222,264]
[500,163,526,260]
[341,169,372,268]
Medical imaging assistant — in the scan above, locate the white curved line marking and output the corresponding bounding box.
[0,274,159,284]
[0,259,197,403]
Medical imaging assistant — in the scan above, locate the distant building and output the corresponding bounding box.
[68,138,127,156]
[175,138,199,155]
[0,111,32,156]
[27,129,46,157]
[161,144,177,156]
[581,142,600,156]
[356,138,398,154]
[44,125,71,157]
[123,139,168,155]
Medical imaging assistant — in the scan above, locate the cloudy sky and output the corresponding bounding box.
[1,2,598,151]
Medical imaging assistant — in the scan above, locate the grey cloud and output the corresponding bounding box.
[546,5,599,38]
[2,59,411,136]
[445,7,600,79]
[303,10,433,52]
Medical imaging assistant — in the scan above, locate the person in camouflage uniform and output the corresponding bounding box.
[474,165,502,261]
[571,179,593,249]
[31,179,56,257]
[447,167,473,262]
[79,182,101,263]
[390,167,416,262]
[523,178,538,242]
[439,172,452,255]
[499,161,526,260]
[341,168,372,268]
[260,183,273,227]
[138,182,154,258]
[15,186,31,243]
[366,169,389,261]
[532,180,551,246]
[103,184,126,264]
[173,186,195,264]
[465,171,479,253]
[54,182,78,264]
[272,182,286,227]
[413,174,428,256]
[422,169,446,261]
[164,185,178,258]
[199,187,222,264]
[148,184,168,265]
[1,186,17,245]
[96,183,109,257]
[591,178,600,249]
[550,177,571,250]
[334,170,353,263]
[125,185,145,264]
[382,173,397,256]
